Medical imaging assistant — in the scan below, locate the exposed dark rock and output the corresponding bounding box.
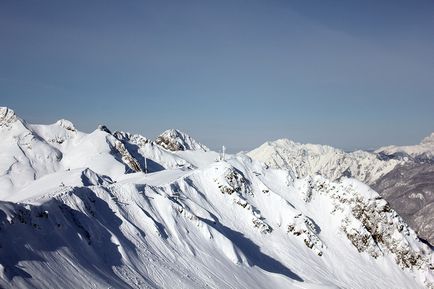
[372,163,434,246]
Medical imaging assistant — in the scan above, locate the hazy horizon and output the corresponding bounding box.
[1,0,433,152]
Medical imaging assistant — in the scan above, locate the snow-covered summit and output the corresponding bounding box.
[0,110,433,289]
[375,132,434,161]
[0,106,26,129]
[0,153,433,289]
[0,107,20,128]
[155,128,209,152]
[248,135,434,247]
[248,138,400,184]
[0,116,199,198]
[422,132,434,145]
[55,119,76,132]
[97,124,112,134]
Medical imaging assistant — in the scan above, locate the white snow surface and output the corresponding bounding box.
[247,139,402,185]
[0,107,433,289]
[155,129,209,152]
[376,133,434,160]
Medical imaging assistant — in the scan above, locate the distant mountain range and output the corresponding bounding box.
[248,132,434,246]
[0,107,432,289]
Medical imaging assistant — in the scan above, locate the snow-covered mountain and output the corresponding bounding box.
[0,107,433,289]
[155,129,209,152]
[247,139,401,184]
[0,107,199,199]
[372,162,434,247]
[376,133,434,162]
[248,133,434,247]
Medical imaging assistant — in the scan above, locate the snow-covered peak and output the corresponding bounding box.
[248,136,434,249]
[80,167,113,186]
[55,119,76,132]
[0,107,24,128]
[421,132,434,145]
[0,152,432,288]
[97,124,112,134]
[248,138,399,184]
[261,138,345,155]
[375,132,434,161]
[155,128,209,152]
[1,108,433,289]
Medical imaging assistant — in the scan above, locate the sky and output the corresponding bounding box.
[1,0,433,152]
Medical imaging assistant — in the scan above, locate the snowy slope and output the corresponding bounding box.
[0,107,200,199]
[0,107,63,195]
[248,135,434,246]
[0,107,433,289]
[1,156,433,289]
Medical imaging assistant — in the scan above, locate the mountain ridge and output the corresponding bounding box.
[0,107,433,289]
[248,133,434,246]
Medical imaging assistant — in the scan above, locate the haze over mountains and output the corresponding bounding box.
[0,107,433,289]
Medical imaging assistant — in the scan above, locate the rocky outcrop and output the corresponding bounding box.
[97,124,111,134]
[0,107,19,128]
[305,176,433,274]
[372,163,434,246]
[287,213,324,256]
[248,134,434,246]
[212,163,272,234]
[113,140,143,173]
[155,129,209,152]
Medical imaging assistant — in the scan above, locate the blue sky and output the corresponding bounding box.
[1,0,433,151]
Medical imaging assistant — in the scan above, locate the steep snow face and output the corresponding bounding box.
[248,135,434,247]
[368,131,434,245]
[0,108,63,196]
[0,109,198,199]
[247,139,400,184]
[0,113,126,198]
[0,155,433,289]
[155,129,209,152]
[4,168,113,203]
[112,130,196,171]
[1,109,433,289]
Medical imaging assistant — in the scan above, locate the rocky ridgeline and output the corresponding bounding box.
[212,163,272,234]
[0,107,18,128]
[287,213,325,256]
[97,126,206,173]
[155,129,209,152]
[211,162,325,253]
[248,135,434,247]
[96,126,144,173]
[111,130,150,147]
[248,139,401,184]
[303,176,433,275]
[0,107,432,288]
[113,140,143,173]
